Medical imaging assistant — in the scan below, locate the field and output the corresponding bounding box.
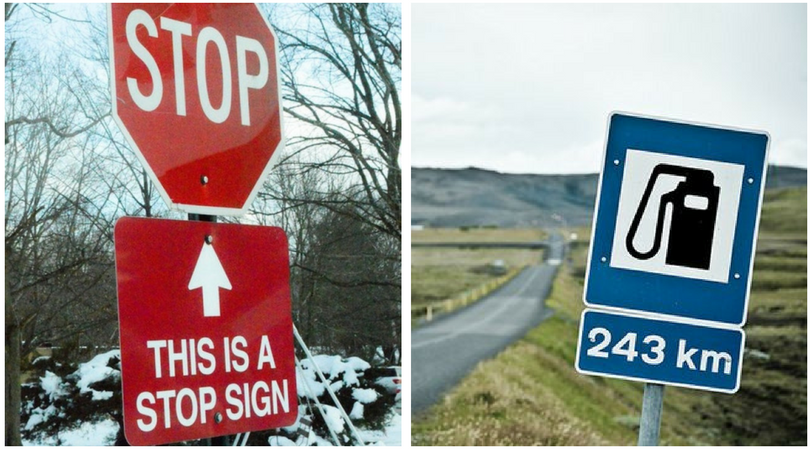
[412,186,806,446]
[411,228,545,307]
[412,227,547,243]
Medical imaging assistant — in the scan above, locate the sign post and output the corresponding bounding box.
[575,112,769,444]
[638,384,664,446]
[187,213,223,445]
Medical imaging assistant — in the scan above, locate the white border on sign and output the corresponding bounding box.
[107,4,286,217]
[582,110,771,327]
[574,308,746,394]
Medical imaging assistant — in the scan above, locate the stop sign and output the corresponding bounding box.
[109,4,284,215]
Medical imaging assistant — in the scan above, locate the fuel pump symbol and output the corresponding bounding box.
[625,164,720,270]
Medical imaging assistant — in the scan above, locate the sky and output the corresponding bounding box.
[412,3,807,174]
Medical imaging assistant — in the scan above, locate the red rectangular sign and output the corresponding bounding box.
[114,217,297,445]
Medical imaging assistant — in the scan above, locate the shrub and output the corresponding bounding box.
[21,350,124,446]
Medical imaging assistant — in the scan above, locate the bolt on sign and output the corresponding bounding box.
[114,218,297,445]
[576,112,769,393]
[108,3,284,215]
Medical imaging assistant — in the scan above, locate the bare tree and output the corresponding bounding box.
[254,157,337,338]
[253,3,401,363]
[5,4,117,444]
[75,5,164,219]
[255,157,400,364]
[299,205,400,363]
[268,3,401,241]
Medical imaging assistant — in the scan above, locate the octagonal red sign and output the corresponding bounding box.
[109,4,284,215]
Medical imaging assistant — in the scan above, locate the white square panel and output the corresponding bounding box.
[609,149,744,283]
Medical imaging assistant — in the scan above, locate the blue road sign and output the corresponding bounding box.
[576,309,745,393]
[584,112,769,326]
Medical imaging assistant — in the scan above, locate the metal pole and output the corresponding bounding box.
[189,213,226,447]
[189,213,217,223]
[211,435,230,446]
[637,383,664,446]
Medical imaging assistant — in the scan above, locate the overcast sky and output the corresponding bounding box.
[412,3,807,174]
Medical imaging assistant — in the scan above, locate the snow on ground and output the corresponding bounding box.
[24,405,56,431]
[321,405,345,434]
[73,349,119,401]
[40,371,67,401]
[352,388,379,404]
[22,410,401,446]
[297,355,371,400]
[361,412,402,446]
[26,372,68,432]
[271,411,402,446]
[267,435,298,446]
[296,367,326,398]
[349,401,365,420]
[281,405,310,433]
[23,418,119,446]
[23,349,400,446]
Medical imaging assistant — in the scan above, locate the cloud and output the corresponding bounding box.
[412,94,502,124]
[412,3,807,174]
[769,137,808,168]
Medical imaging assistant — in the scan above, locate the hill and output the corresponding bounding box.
[412,165,806,227]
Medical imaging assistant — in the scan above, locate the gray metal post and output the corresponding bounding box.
[189,213,227,446]
[211,435,230,446]
[637,383,665,446]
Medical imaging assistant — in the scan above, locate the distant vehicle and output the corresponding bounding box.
[373,366,401,396]
[489,259,507,275]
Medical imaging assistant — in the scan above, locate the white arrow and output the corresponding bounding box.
[188,243,232,317]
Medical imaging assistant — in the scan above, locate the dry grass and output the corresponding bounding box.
[412,227,547,243]
[412,244,543,307]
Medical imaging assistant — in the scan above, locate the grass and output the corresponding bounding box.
[413,187,806,446]
[413,232,645,445]
[412,227,547,243]
[411,229,544,306]
[758,186,807,238]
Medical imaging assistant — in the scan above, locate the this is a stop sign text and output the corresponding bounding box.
[109,4,284,215]
[115,217,298,445]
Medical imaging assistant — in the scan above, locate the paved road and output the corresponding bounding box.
[412,233,565,415]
